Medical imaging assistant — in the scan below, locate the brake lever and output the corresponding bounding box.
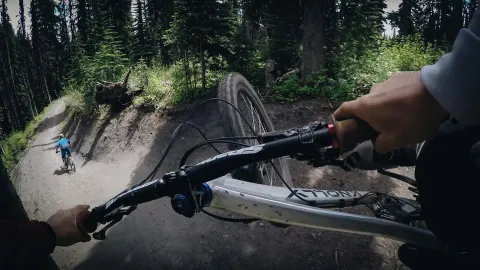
[307,151,361,171]
[92,205,137,240]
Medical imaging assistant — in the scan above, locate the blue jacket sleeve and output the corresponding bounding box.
[421,9,480,126]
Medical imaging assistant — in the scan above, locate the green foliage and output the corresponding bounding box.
[229,24,267,87]
[166,0,235,90]
[66,27,130,112]
[130,58,228,108]
[271,35,444,102]
[270,74,323,102]
[0,105,50,173]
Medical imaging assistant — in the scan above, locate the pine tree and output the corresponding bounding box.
[339,0,386,55]
[77,0,89,48]
[105,0,132,57]
[133,0,147,61]
[263,0,302,74]
[467,0,479,24]
[167,0,235,90]
[301,0,326,79]
[58,0,71,81]
[0,0,44,133]
[92,26,130,82]
[19,0,26,37]
[145,0,174,64]
[30,0,62,104]
[398,0,416,35]
[68,0,76,42]
[1,0,23,129]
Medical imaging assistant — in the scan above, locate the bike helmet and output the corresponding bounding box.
[59,133,64,138]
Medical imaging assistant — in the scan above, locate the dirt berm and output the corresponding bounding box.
[15,98,414,269]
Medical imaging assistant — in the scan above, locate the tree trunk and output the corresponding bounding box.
[0,83,13,131]
[182,50,190,93]
[23,64,38,116]
[68,0,76,42]
[23,72,35,118]
[301,0,326,80]
[38,50,52,104]
[4,37,23,128]
[200,36,206,91]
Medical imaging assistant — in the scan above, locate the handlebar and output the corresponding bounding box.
[330,118,378,153]
[77,210,97,233]
[76,117,377,236]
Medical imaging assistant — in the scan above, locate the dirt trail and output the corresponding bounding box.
[15,98,414,269]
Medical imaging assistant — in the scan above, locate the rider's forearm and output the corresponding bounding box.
[421,8,480,126]
[0,220,56,269]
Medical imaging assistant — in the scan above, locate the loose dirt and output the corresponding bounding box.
[15,98,414,269]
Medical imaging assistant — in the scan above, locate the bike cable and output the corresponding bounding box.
[201,209,259,223]
[133,98,256,189]
[179,138,255,168]
[116,97,317,219]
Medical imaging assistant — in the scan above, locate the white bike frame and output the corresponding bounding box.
[205,176,446,252]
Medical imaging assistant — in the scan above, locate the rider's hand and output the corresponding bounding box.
[46,205,91,246]
[334,72,449,153]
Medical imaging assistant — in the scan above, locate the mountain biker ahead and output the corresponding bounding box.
[55,134,72,166]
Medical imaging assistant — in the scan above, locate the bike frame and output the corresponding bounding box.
[82,121,448,254]
[205,175,446,251]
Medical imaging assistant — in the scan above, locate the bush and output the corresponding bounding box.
[131,57,228,108]
[64,27,130,113]
[270,73,326,102]
[270,34,444,102]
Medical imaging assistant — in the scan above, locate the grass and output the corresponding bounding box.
[1,104,52,174]
[130,61,227,109]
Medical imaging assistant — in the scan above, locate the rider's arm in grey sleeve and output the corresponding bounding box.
[421,8,480,126]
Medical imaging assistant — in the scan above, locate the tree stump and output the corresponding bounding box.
[94,70,143,106]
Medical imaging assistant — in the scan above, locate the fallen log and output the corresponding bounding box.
[94,69,143,105]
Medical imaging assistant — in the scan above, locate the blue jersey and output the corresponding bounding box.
[56,138,71,149]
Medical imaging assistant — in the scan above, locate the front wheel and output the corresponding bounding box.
[218,73,292,187]
[68,157,76,172]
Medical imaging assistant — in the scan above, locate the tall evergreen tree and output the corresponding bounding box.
[145,0,174,63]
[301,0,326,79]
[263,0,302,74]
[68,0,76,43]
[1,0,23,129]
[30,0,62,104]
[18,0,26,36]
[133,0,147,61]
[58,0,71,81]
[105,0,132,57]
[167,0,235,90]
[77,0,89,48]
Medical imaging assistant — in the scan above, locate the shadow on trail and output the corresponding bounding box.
[74,100,404,269]
[53,169,73,176]
[80,113,114,167]
[60,113,94,155]
[124,110,146,148]
[31,142,56,148]
[35,109,69,133]
[43,146,57,152]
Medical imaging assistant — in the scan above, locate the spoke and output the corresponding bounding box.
[237,91,283,187]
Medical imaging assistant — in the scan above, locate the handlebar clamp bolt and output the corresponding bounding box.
[171,194,194,217]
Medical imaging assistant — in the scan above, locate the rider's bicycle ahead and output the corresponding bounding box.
[55,134,72,168]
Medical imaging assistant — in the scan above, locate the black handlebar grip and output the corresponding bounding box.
[330,116,378,153]
[76,210,98,233]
